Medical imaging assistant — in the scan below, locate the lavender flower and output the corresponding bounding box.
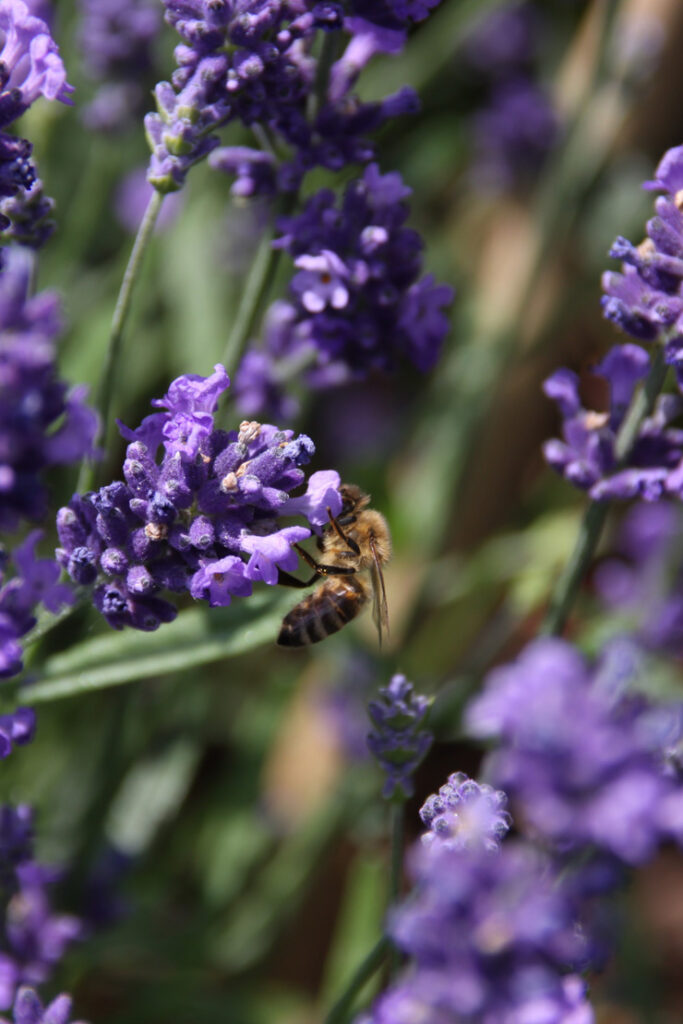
[0,811,83,1011]
[464,3,559,191]
[0,250,98,531]
[419,772,511,852]
[362,840,594,1024]
[0,987,87,1024]
[147,2,422,193]
[367,674,432,799]
[0,1,71,218]
[543,344,683,501]
[0,178,55,249]
[602,144,683,375]
[57,365,342,632]
[78,0,161,133]
[471,78,559,191]
[466,638,683,865]
[1,531,73,683]
[234,164,453,414]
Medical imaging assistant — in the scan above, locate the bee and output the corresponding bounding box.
[277,484,391,647]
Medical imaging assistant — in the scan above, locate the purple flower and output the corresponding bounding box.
[1,531,73,684]
[0,987,87,1024]
[147,1,425,193]
[466,638,683,864]
[0,1,73,114]
[419,772,511,853]
[471,77,559,191]
[602,144,683,369]
[240,525,311,585]
[236,164,453,414]
[78,0,161,133]
[0,709,36,759]
[189,554,252,606]
[362,839,594,1024]
[0,177,54,249]
[0,250,98,531]
[291,251,350,313]
[0,859,83,1012]
[367,674,432,799]
[58,367,342,632]
[208,146,277,199]
[542,344,683,501]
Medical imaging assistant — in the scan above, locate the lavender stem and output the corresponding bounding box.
[541,343,668,636]
[323,936,390,1024]
[79,187,164,492]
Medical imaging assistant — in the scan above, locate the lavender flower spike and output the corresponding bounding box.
[0,987,87,1024]
[367,674,432,799]
[58,367,343,632]
[419,772,511,852]
[0,1,73,113]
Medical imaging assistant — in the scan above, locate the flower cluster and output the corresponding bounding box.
[0,987,88,1024]
[1,530,73,688]
[367,674,432,799]
[466,637,683,865]
[419,772,511,853]
[57,365,342,632]
[146,1,433,194]
[602,144,683,371]
[77,0,162,134]
[233,165,453,416]
[0,0,72,252]
[0,806,83,1011]
[362,840,594,1024]
[0,251,98,531]
[464,2,558,190]
[543,343,683,501]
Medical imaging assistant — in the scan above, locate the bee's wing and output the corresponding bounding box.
[369,534,389,646]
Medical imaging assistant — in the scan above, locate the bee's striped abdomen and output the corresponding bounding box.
[277,577,368,647]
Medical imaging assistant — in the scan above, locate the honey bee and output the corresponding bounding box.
[277,484,391,647]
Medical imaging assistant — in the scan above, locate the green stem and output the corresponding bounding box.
[221,223,280,373]
[79,189,164,492]
[221,191,298,376]
[389,801,405,976]
[541,344,668,636]
[323,936,391,1024]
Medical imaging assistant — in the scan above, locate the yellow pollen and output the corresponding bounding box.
[221,471,238,491]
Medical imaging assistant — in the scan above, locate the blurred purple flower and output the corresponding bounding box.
[0,987,87,1024]
[466,637,683,865]
[78,0,161,133]
[361,839,594,1024]
[419,772,511,853]
[0,250,98,530]
[367,674,432,799]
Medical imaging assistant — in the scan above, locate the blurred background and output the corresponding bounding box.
[7,0,683,1020]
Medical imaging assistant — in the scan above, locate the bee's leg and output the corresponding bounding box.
[277,569,317,588]
[294,543,357,576]
[326,506,361,556]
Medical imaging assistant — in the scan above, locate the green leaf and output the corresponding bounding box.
[22,592,296,704]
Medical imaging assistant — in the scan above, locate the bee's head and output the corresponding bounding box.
[339,483,370,515]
